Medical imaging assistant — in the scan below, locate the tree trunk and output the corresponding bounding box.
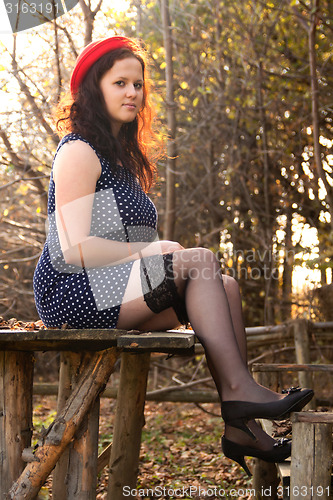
[282,205,293,321]
[162,0,177,241]
[308,0,333,228]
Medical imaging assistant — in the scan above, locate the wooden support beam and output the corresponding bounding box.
[7,348,119,499]
[107,352,151,500]
[0,351,34,496]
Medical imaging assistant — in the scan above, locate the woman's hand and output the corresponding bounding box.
[158,240,185,254]
[137,240,184,259]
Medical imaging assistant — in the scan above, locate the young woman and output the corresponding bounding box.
[33,36,313,476]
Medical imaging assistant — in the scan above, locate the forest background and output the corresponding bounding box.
[1,0,332,327]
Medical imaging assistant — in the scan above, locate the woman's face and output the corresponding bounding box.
[99,56,144,137]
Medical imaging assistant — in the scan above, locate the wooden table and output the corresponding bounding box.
[0,328,195,499]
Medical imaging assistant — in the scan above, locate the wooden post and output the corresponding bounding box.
[107,352,151,500]
[253,460,280,500]
[66,353,100,500]
[8,348,119,499]
[66,399,100,499]
[292,320,314,408]
[290,412,333,500]
[53,352,100,499]
[53,352,77,498]
[252,369,279,498]
[0,351,34,496]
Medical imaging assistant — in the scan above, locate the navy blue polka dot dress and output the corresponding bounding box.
[33,133,158,328]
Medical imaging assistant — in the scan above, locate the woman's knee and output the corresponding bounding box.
[176,247,217,265]
[173,247,220,282]
[222,274,240,298]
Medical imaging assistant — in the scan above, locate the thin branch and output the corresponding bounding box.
[0,252,42,265]
[10,38,58,146]
[0,175,49,192]
[147,376,214,397]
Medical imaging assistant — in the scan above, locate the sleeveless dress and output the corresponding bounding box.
[33,133,158,328]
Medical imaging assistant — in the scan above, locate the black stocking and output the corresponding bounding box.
[172,248,280,449]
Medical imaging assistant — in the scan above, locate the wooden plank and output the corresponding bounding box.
[0,329,123,351]
[117,331,195,352]
[246,325,289,335]
[292,411,333,424]
[0,329,195,353]
[311,321,333,331]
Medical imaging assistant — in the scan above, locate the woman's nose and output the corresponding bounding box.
[126,84,136,97]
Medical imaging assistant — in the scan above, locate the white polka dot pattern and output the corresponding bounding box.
[33,133,158,328]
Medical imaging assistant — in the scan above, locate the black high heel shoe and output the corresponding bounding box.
[221,387,314,440]
[221,435,291,477]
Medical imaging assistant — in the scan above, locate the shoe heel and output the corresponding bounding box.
[228,418,257,441]
[235,456,252,477]
[226,453,252,477]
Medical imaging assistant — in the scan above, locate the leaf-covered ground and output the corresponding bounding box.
[33,396,258,499]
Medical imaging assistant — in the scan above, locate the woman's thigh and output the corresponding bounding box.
[116,258,180,330]
[117,247,218,330]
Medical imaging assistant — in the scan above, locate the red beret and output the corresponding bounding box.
[70,36,140,96]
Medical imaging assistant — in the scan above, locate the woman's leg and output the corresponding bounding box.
[116,248,298,451]
[221,275,247,362]
[118,249,280,403]
[171,248,282,403]
[220,276,277,449]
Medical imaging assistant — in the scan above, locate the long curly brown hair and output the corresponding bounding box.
[56,46,161,192]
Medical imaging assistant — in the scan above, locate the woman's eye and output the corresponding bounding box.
[134,82,143,90]
[115,81,125,86]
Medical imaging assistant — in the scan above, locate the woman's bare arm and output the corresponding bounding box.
[53,140,182,268]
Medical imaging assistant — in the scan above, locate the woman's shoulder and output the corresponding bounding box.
[53,133,102,181]
[56,133,96,154]
[54,133,103,166]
